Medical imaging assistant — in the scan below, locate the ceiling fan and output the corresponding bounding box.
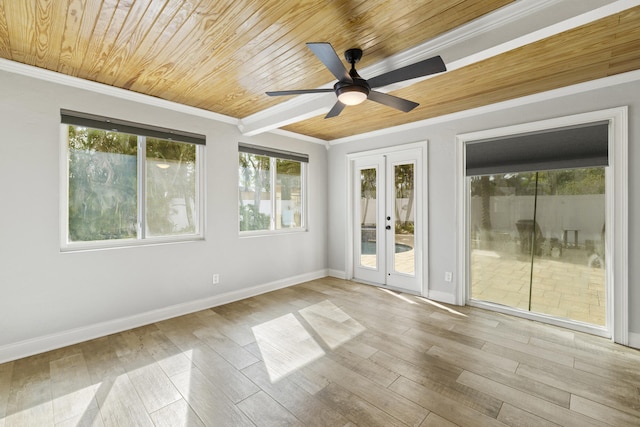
[266,42,447,118]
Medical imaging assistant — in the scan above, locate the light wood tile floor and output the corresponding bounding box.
[1,277,639,426]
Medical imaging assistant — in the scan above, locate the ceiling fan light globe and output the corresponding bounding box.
[338,90,368,105]
[335,82,369,106]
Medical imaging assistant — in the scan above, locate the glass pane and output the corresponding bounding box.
[276,159,302,229]
[239,153,271,231]
[394,163,415,275]
[67,126,137,242]
[146,138,197,237]
[470,173,533,310]
[360,168,377,269]
[470,169,606,327]
[530,168,606,326]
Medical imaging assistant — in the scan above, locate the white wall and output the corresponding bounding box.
[327,74,639,338]
[1,64,638,358]
[0,69,328,360]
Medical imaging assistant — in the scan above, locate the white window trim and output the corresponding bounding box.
[59,125,206,252]
[456,107,628,344]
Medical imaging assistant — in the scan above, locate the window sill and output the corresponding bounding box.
[60,235,205,253]
[239,228,308,238]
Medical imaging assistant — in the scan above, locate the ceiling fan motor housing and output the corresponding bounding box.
[334,78,370,100]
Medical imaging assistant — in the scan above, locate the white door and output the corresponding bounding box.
[352,148,422,293]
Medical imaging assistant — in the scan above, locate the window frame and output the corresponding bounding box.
[238,144,308,235]
[60,119,205,252]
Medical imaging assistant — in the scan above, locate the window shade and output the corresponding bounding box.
[61,110,206,145]
[239,143,309,163]
[465,121,608,176]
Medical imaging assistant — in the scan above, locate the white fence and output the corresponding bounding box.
[470,194,605,245]
[360,198,415,225]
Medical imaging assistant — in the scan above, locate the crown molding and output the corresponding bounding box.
[0,58,239,125]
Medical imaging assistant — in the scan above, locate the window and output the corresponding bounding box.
[238,143,307,232]
[61,110,204,249]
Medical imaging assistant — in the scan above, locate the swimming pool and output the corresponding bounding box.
[361,241,412,255]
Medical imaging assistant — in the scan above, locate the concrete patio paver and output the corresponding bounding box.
[471,248,605,326]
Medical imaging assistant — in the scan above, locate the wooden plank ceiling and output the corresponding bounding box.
[0,1,639,141]
[284,5,640,140]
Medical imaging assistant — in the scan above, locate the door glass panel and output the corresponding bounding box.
[393,163,415,275]
[360,168,377,269]
[530,168,606,325]
[470,168,606,326]
[470,174,532,310]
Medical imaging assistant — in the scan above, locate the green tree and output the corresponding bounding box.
[67,127,198,241]
[239,153,271,231]
[277,159,302,228]
[469,175,493,234]
[394,164,414,233]
[146,138,196,235]
[360,168,376,225]
[68,127,137,241]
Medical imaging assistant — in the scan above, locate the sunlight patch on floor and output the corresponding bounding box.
[252,313,325,383]
[379,288,418,304]
[299,300,365,349]
[51,384,99,424]
[416,296,467,317]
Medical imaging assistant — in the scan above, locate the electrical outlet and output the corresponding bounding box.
[212,274,220,284]
[444,272,453,282]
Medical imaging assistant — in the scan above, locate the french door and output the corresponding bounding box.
[352,148,422,294]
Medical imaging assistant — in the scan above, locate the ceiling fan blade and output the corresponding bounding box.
[367,55,446,88]
[325,101,346,118]
[367,90,419,112]
[266,89,334,96]
[307,42,351,82]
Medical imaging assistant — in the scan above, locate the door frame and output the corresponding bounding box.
[455,107,628,343]
[345,141,428,295]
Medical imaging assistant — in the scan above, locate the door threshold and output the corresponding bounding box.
[351,278,422,297]
[468,299,610,338]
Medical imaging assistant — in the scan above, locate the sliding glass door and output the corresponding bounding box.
[469,168,606,326]
[464,120,611,329]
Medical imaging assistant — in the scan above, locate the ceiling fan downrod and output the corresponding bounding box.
[336,48,369,105]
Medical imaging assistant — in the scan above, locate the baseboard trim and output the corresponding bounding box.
[0,269,328,364]
[328,269,347,279]
[330,272,459,307]
[628,332,640,350]
[427,289,458,305]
